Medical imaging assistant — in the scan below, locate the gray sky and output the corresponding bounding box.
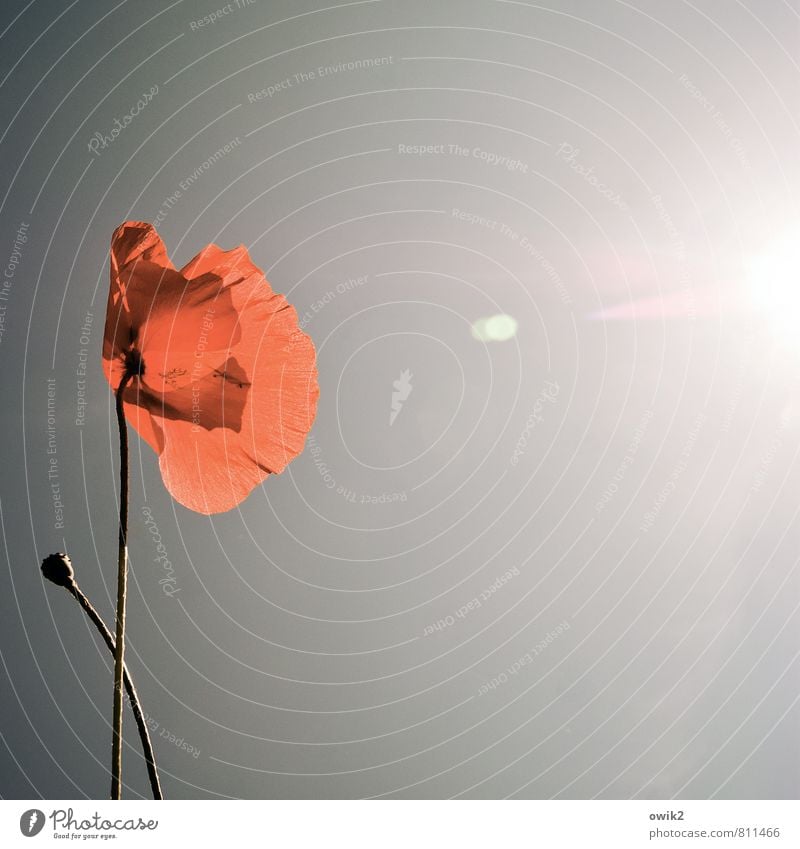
[1,0,798,799]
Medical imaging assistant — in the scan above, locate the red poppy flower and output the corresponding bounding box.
[102,222,318,514]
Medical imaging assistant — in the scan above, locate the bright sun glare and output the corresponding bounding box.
[745,222,800,346]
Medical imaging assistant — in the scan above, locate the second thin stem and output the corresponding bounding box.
[69,582,163,799]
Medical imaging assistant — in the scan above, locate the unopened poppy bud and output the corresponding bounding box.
[41,552,75,588]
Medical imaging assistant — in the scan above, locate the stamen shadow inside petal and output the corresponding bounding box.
[141,356,251,434]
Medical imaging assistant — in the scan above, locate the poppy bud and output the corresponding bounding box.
[41,552,75,588]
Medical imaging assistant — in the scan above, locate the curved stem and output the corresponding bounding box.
[112,373,132,799]
[68,582,163,799]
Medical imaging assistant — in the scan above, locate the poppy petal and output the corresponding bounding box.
[111,222,175,274]
[122,393,165,455]
[152,304,317,513]
[157,419,271,514]
[105,222,181,391]
[180,243,258,284]
[143,356,250,433]
[137,281,243,393]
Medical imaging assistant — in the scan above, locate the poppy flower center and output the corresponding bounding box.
[124,348,145,379]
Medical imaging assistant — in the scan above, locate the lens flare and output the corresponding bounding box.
[471,314,519,342]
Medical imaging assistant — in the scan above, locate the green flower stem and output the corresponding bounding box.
[111,372,132,799]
